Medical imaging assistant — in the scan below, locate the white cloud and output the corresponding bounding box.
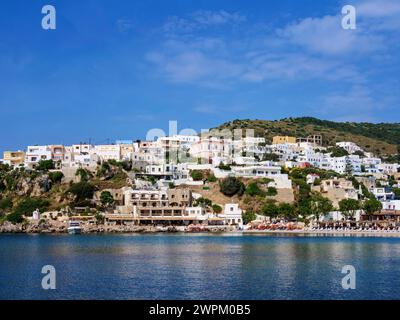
[357,0,400,18]
[146,49,242,87]
[163,10,246,34]
[146,3,398,98]
[278,14,384,55]
[191,10,246,25]
[315,85,383,121]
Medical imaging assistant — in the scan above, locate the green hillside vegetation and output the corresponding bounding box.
[213,117,400,156]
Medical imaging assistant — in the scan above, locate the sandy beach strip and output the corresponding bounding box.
[242,229,400,237]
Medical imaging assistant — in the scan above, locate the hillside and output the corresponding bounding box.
[213,117,400,156]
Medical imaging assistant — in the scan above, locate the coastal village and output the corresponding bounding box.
[1,123,400,234]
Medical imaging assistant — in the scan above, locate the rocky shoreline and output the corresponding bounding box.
[0,221,235,234]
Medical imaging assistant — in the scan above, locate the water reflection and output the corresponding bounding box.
[1,234,400,299]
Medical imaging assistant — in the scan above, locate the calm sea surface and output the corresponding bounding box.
[1,233,400,300]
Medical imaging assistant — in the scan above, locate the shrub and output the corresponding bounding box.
[327,146,349,158]
[242,211,256,224]
[266,187,277,196]
[100,191,114,206]
[206,174,217,183]
[35,160,55,171]
[168,182,176,189]
[190,170,203,181]
[6,211,24,224]
[0,197,13,211]
[218,163,231,171]
[245,182,265,197]
[260,178,273,185]
[68,182,95,202]
[14,198,50,216]
[75,168,92,182]
[48,171,64,184]
[194,197,212,208]
[7,198,50,224]
[219,177,245,197]
[262,153,279,162]
[212,204,222,214]
[95,212,105,224]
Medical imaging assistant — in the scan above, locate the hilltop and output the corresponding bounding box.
[213,117,400,156]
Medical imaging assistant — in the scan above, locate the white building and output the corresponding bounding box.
[377,163,399,175]
[25,145,52,167]
[145,163,189,180]
[362,157,382,166]
[370,187,395,201]
[231,164,281,177]
[189,137,233,164]
[62,144,98,168]
[132,141,164,164]
[320,210,362,222]
[185,207,209,221]
[336,142,363,154]
[218,204,243,227]
[93,145,121,162]
[382,200,400,211]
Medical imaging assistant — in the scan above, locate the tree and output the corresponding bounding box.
[218,162,231,171]
[219,177,245,197]
[393,188,400,199]
[95,212,105,224]
[206,174,217,183]
[6,211,24,224]
[363,198,382,215]
[353,150,365,158]
[242,211,256,224]
[0,197,13,212]
[309,192,333,221]
[194,197,212,208]
[266,187,277,196]
[262,153,279,162]
[68,181,95,202]
[48,171,64,184]
[76,168,91,182]
[277,203,296,219]
[7,198,50,224]
[100,191,114,207]
[339,198,360,220]
[212,204,222,214]
[327,146,349,158]
[168,182,176,189]
[35,159,55,171]
[190,170,203,181]
[245,182,265,197]
[345,156,353,176]
[262,202,278,217]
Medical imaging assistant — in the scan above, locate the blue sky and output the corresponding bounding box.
[0,0,399,154]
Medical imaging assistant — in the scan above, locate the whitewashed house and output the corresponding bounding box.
[219,204,243,227]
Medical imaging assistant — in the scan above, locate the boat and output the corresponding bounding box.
[67,221,82,234]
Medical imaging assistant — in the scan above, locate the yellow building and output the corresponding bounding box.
[272,136,296,144]
[3,151,26,166]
